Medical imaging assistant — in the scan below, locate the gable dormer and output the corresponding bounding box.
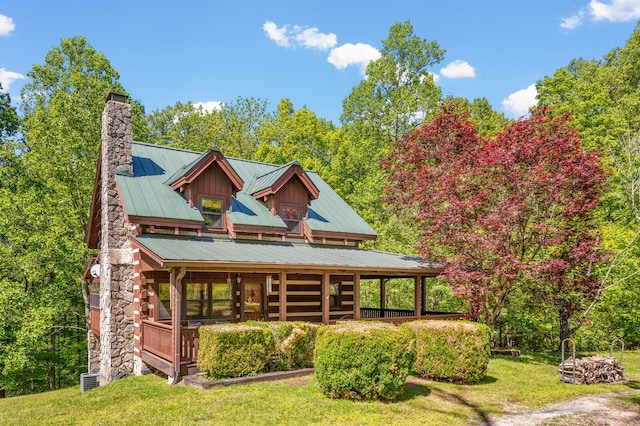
[251,162,319,235]
[167,147,243,230]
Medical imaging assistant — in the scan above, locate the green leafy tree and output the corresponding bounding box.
[335,21,445,257]
[0,36,134,396]
[146,96,269,159]
[341,21,444,142]
[0,84,19,141]
[254,99,336,177]
[536,24,640,348]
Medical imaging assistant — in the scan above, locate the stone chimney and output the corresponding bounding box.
[97,93,135,383]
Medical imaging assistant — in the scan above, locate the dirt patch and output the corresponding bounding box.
[489,390,640,426]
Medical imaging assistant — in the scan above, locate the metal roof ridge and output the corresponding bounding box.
[132,140,202,155]
[254,161,298,180]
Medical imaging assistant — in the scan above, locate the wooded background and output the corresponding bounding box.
[1,21,639,397]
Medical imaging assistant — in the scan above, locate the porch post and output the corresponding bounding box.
[421,277,426,314]
[322,273,330,324]
[171,267,186,381]
[353,274,361,320]
[278,272,287,321]
[379,278,386,318]
[414,275,422,318]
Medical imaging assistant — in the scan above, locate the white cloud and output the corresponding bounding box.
[263,21,290,47]
[0,68,25,92]
[327,43,380,72]
[439,60,476,78]
[294,26,337,51]
[561,1,640,29]
[263,20,336,51]
[0,14,15,36]
[589,0,640,21]
[560,10,586,29]
[263,20,378,73]
[193,101,223,114]
[501,84,538,118]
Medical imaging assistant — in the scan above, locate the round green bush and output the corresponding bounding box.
[404,320,490,383]
[197,324,271,379]
[314,321,416,401]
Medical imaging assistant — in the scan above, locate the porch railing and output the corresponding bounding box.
[89,307,100,336]
[360,308,416,318]
[360,308,464,321]
[141,320,200,363]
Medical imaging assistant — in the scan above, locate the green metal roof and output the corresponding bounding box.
[250,161,298,194]
[117,142,377,237]
[133,234,441,274]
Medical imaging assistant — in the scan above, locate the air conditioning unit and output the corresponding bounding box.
[80,373,100,392]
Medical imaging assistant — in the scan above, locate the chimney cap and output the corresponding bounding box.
[106,92,128,103]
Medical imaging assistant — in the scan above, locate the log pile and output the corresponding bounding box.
[559,356,624,384]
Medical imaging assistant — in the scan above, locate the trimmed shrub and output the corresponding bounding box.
[404,320,491,383]
[197,324,271,380]
[247,321,319,371]
[314,321,416,401]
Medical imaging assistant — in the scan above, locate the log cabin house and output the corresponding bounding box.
[84,93,453,385]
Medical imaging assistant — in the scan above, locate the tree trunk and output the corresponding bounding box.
[559,310,571,352]
[49,327,56,390]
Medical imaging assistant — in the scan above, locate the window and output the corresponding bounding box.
[186,283,209,318]
[329,283,340,310]
[184,281,233,319]
[157,283,172,320]
[211,282,233,317]
[281,205,302,234]
[201,198,224,229]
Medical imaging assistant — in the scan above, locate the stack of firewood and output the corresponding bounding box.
[558,356,624,384]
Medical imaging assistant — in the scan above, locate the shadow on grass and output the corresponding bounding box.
[400,381,432,400]
[625,380,640,390]
[477,375,498,385]
[428,386,494,425]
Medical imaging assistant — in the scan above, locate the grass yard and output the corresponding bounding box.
[1,351,638,425]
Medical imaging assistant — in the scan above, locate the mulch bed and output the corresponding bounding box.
[182,368,314,389]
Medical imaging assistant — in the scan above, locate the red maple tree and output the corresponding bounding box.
[382,102,608,337]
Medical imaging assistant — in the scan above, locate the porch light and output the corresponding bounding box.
[236,274,242,284]
[266,275,273,294]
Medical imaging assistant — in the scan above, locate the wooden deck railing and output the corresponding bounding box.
[360,308,416,318]
[89,306,100,336]
[141,320,200,363]
[360,308,464,321]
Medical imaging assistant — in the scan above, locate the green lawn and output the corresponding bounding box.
[1,351,638,426]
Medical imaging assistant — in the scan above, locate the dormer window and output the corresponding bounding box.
[201,198,224,229]
[281,205,302,234]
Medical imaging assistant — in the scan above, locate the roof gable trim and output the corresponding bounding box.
[169,147,244,192]
[252,162,319,200]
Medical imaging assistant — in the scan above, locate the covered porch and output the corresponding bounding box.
[129,235,454,377]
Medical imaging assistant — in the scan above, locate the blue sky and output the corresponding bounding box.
[1,1,640,123]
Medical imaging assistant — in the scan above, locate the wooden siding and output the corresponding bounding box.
[188,164,234,212]
[266,273,355,323]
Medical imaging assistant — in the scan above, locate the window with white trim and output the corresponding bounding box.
[200,198,224,229]
[281,205,302,234]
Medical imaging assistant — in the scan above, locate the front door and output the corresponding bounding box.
[243,282,264,321]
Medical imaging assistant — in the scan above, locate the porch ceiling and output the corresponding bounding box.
[132,234,444,275]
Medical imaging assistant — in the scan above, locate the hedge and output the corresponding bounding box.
[197,324,271,380]
[314,321,416,401]
[403,320,491,383]
[247,321,319,371]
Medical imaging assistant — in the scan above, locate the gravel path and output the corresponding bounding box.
[487,390,640,425]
